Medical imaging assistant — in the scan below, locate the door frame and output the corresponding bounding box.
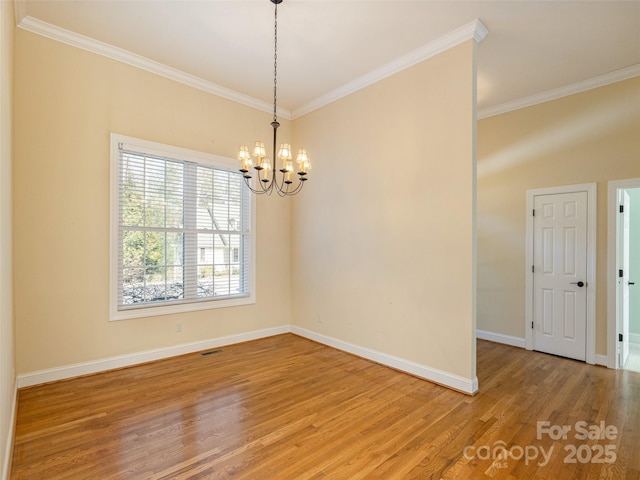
[525,183,597,364]
[607,178,640,369]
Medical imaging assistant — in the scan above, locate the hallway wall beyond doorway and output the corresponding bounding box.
[628,188,640,344]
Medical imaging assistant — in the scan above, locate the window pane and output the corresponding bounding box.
[165,162,184,229]
[229,235,240,259]
[144,266,166,302]
[144,157,167,228]
[120,154,145,227]
[212,170,230,231]
[214,271,230,296]
[122,268,144,305]
[197,265,214,298]
[166,233,183,269]
[197,233,213,266]
[122,230,144,268]
[145,231,166,267]
[228,178,241,232]
[196,167,213,230]
[214,234,229,267]
[166,266,184,300]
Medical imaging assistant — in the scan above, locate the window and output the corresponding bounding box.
[110,134,255,320]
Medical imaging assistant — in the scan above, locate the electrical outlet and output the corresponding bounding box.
[176,321,182,333]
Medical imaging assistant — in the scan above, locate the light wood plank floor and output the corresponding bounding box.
[11,334,640,479]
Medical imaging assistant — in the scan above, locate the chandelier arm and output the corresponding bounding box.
[247,183,264,195]
[243,177,269,195]
[289,178,306,195]
[274,171,306,196]
[276,181,304,197]
[246,171,304,197]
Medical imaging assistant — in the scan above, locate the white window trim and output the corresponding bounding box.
[109,133,256,321]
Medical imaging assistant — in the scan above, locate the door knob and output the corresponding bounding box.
[570,281,585,287]
[630,281,636,286]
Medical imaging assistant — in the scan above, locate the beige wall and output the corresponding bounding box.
[14,30,292,374]
[0,1,15,476]
[477,77,640,355]
[291,41,478,383]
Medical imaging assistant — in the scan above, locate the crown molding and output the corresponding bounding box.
[478,63,640,119]
[16,14,486,122]
[18,12,637,123]
[13,0,26,25]
[16,15,293,120]
[292,19,488,119]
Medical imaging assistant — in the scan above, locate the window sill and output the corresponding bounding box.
[110,294,256,321]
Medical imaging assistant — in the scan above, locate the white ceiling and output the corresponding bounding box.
[17,0,640,118]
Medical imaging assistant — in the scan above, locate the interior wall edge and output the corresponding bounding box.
[0,383,16,480]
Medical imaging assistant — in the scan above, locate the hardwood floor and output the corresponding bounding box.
[11,334,640,479]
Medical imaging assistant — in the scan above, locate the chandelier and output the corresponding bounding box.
[237,0,311,196]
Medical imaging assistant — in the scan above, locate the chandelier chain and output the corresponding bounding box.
[273,2,278,123]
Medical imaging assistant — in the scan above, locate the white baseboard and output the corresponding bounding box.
[1,381,17,480]
[15,324,616,391]
[16,324,480,394]
[595,354,609,367]
[17,325,290,388]
[476,329,526,348]
[476,330,611,367]
[291,326,478,395]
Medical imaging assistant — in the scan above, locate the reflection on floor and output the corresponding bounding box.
[624,342,640,373]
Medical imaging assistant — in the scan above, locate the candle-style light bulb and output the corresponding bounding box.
[260,157,272,183]
[296,148,310,174]
[278,143,292,161]
[237,145,252,172]
[253,141,266,159]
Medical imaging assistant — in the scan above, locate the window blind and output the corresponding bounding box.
[116,141,252,312]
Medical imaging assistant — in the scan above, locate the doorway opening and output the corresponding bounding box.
[607,179,640,371]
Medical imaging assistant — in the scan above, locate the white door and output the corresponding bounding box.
[620,191,630,367]
[533,192,588,361]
